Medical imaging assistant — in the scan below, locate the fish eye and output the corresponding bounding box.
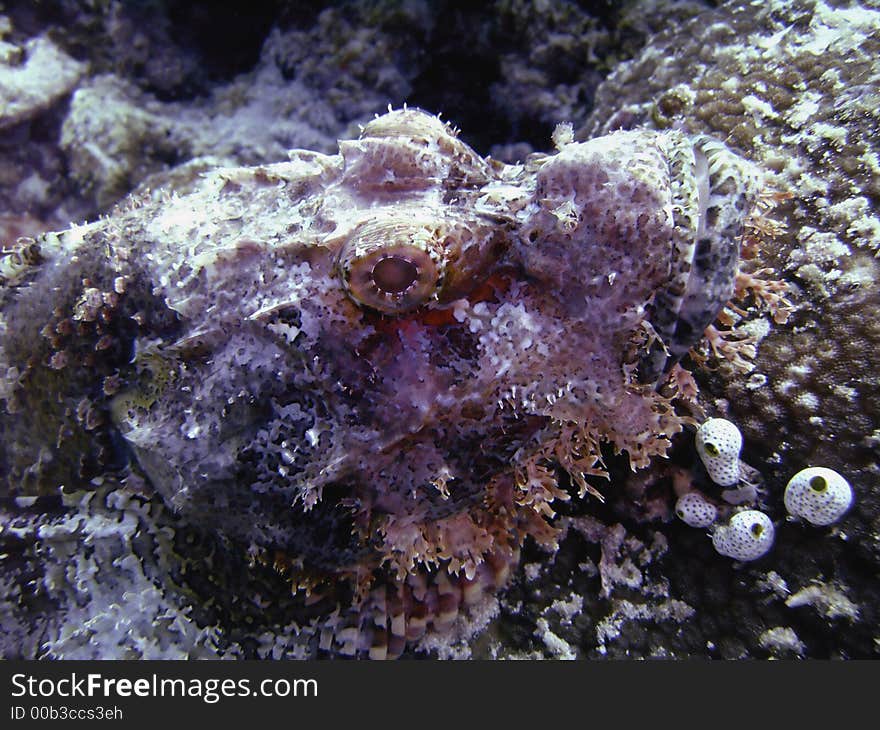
[337,217,444,314]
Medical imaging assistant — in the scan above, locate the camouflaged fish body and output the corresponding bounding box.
[0,109,763,657]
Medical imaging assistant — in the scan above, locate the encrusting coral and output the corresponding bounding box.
[0,107,785,658]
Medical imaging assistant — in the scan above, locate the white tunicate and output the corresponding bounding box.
[675,492,718,528]
[696,417,742,486]
[712,510,775,561]
[784,467,853,526]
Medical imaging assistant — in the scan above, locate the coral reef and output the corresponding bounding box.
[0,106,766,657]
[0,0,877,661]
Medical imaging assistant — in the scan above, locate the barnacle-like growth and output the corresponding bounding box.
[712,510,775,561]
[696,417,743,486]
[676,491,718,528]
[784,467,853,526]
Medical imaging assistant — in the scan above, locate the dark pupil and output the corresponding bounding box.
[372,256,418,293]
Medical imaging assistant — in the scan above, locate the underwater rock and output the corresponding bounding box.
[59,75,194,211]
[0,108,766,658]
[58,65,342,212]
[0,18,85,132]
[1,2,426,230]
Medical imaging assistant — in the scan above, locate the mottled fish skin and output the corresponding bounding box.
[0,109,763,656]
[637,134,762,383]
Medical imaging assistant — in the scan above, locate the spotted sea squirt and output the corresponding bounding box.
[0,109,770,658]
